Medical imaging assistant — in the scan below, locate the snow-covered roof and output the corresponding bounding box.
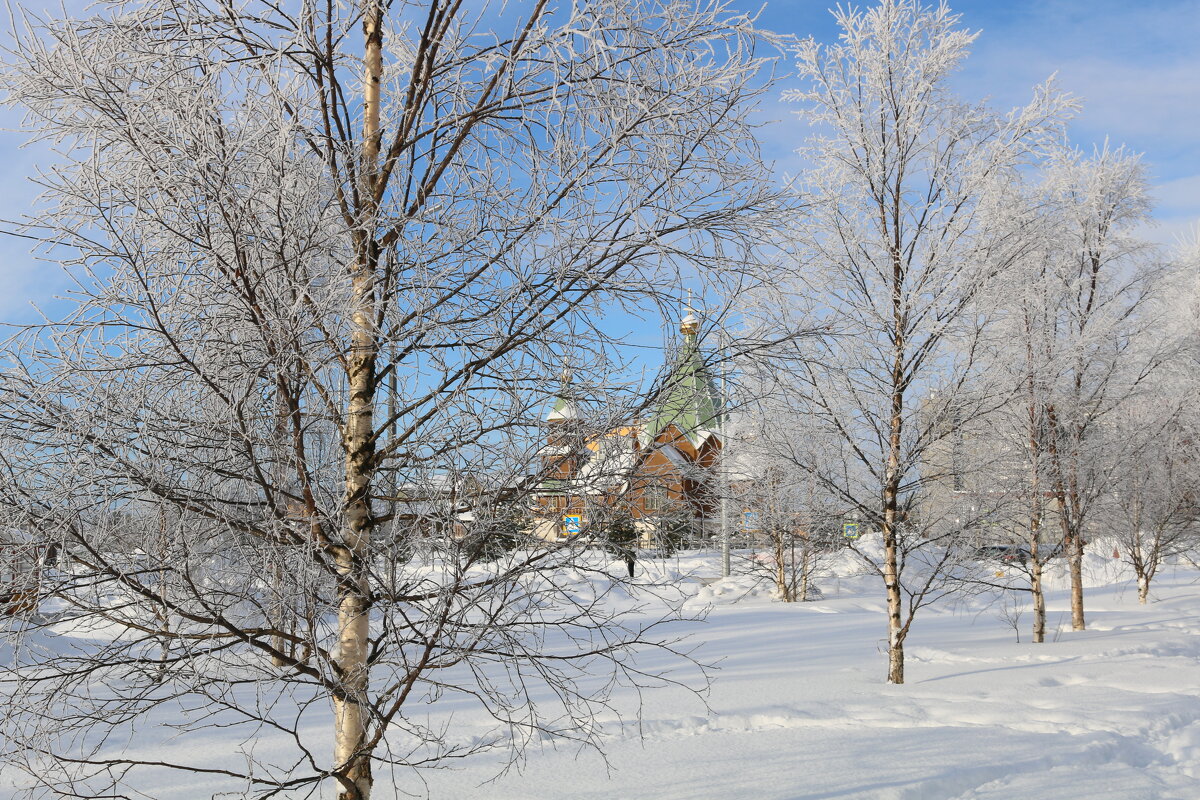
[653,442,690,471]
[546,395,579,421]
[574,431,638,493]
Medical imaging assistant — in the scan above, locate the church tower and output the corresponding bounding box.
[530,310,726,543]
[541,368,583,486]
[545,369,579,427]
[632,308,724,541]
[644,311,724,451]
[533,369,585,539]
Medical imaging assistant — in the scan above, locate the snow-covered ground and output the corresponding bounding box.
[6,544,1200,799]
[416,549,1200,800]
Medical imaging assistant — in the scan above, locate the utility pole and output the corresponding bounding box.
[720,324,731,578]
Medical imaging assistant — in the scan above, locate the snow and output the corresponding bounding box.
[415,554,1200,800]
[5,543,1200,799]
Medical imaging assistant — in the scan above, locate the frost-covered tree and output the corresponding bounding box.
[753,0,1072,683]
[1108,402,1200,603]
[970,207,1063,643]
[963,143,1160,640]
[1106,236,1200,604]
[726,437,842,603]
[0,2,787,798]
[1036,145,1159,631]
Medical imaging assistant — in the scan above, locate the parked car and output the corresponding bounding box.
[972,545,1030,565]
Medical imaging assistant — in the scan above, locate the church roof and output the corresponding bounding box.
[545,367,581,422]
[644,315,723,447]
[541,313,724,454]
[546,394,578,422]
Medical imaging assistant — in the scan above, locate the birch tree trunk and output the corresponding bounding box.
[774,530,793,602]
[0,1,804,794]
[1068,532,1085,630]
[885,298,907,684]
[1028,388,1047,644]
[798,542,813,602]
[1028,464,1047,644]
[1046,403,1086,632]
[1030,554,1046,643]
[1060,460,1086,631]
[333,3,383,797]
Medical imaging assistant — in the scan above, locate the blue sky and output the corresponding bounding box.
[0,0,1196,324]
[750,0,1200,242]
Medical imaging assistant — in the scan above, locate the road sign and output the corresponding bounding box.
[842,522,860,539]
[743,511,759,532]
[563,515,582,535]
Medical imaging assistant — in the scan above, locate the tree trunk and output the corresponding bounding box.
[883,417,905,682]
[155,513,172,679]
[884,530,904,684]
[887,619,905,685]
[1027,468,1045,644]
[798,544,811,602]
[270,372,294,668]
[1030,556,1046,643]
[335,261,378,800]
[883,331,906,684]
[774,531,792,602]
[270,558,288,668]
[1027,393,1046,644]
[1137,572,1150,604]
[333,578,373,800]
[333,3,383,798]
[1068,532,1085,631]
[1046,404,1085,632]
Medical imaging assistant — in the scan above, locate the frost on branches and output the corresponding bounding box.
[0,2,787,798]
[746,0,1074,683]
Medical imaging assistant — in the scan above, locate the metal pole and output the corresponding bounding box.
[720,326,730,578]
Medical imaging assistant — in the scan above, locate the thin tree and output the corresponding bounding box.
[1103,296,1200,604]
[762,0,1072,683]
[0,2,786,798]
[1038,144,1157,631]
[725,426,841,603]
[964,145,1160,640]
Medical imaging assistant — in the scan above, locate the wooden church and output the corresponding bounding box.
[531,311,723,543]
